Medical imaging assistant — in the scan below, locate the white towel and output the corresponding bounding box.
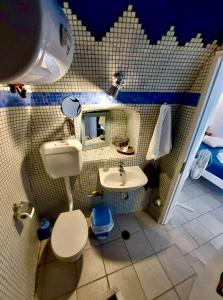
[217,151,223,163]
[146,104,172,160]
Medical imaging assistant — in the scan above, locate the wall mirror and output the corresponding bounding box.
[82,111,110,150]
[61,96,82,118]
[61,96,81,136]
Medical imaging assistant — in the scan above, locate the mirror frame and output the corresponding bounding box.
[61,96,82,118]
[81,111,110,150]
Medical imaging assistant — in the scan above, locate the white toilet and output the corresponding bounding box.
[40,139,88,262]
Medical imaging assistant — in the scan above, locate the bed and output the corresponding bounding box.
[198,142,223,189]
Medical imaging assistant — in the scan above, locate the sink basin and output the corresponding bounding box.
[99,166,148,192]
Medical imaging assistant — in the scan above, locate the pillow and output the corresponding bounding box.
[203,136,223,148]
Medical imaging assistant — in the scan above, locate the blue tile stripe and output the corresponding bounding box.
[0,91,200,108]
[0,91,32,107]
[117,92,200,106]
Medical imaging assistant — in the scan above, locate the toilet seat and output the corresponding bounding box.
[51,209,88,262]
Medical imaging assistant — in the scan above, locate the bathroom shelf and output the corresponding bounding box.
[82,145,135,162]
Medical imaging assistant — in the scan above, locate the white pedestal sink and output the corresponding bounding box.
[99,166,148,192]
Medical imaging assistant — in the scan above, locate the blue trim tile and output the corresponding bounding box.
[0,91,200,108]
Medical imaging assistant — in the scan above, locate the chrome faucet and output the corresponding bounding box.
[118,161,127,185]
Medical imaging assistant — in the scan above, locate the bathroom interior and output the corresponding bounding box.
[1,1,223,300]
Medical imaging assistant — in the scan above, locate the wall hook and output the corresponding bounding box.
[9,84,27,98]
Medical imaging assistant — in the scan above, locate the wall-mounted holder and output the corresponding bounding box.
[153,198,162,207]
[13,202,35,221]
[107,72,125,98]
[8,84,27,98]
[87,190,104,198]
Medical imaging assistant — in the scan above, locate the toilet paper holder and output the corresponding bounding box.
[13,201,35,221]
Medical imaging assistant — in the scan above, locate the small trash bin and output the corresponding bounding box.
[91,206,114,239]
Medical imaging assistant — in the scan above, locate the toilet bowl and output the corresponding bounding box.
[51,209,88,262]
[40,140,88,262]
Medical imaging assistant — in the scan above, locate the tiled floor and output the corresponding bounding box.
[35,177,223,300]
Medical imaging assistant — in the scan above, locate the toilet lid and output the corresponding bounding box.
[51,210,88,259]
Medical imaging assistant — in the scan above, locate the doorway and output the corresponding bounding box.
[162,50,223,224]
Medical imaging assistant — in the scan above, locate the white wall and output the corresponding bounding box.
[209,92,223,138]
[0,107,39,300]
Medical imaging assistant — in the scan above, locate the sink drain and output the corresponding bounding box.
[121,230,131,240]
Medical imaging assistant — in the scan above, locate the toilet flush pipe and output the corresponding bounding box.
[64,176,73,211]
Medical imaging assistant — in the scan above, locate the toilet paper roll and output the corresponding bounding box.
[17,207,35,221]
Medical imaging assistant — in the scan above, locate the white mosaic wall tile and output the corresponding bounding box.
[27,104,160,218]
[190,40,223,92]
[190,49,216,92]
[0,107,39,300]
[159,105,196,204]
[109,110,127,143]
[28,2,218,94]
[0,83,32,93]
[24,101,191,221]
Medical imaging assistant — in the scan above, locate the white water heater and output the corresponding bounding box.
[0,0,74,84]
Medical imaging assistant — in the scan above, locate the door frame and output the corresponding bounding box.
[161,50,223,224]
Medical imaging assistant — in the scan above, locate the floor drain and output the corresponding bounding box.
[121,230,131,240]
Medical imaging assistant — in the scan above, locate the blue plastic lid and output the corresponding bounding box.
[40,218,51,230]
[92,206,112,227]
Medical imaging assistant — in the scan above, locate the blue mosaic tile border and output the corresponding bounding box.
[0,91,32,108]
[0,91,200,108]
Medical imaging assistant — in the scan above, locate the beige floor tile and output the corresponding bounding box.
[55,290,77,300]
[193,243,217,265]
[210,206,223,224]
[45,239,57,264]
[83,228,95,251]
[108,265,146,300]
[198,213,223,236]
[86,223,121,249]
[175,276,195,300]
[169,226,198,255]
[164,209,187,231]
[207,189,223,203]
[177,190,191,203]
[176,204,201,221]
[84,237,95,251]
[156,289,180,300]
[85,216,91,227]
[77,277,109,300]
[116,213,141,233]
[76,247,105,287]
[183,219,214,245]
[35,265,45,300]
[36,261,78,300]
[37,240,48,265]
[144,226,174,253]
[184,177,194,186]
[189,194,222,214]
[185,252,205,274]
[101,239,131,274]
[157,246,194,285]
[134,255,172,299]
[196,177,217,192]
[210,233,223,250]
[134,211,157,230]
[183,183,206,198]
[124,231,154,262]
